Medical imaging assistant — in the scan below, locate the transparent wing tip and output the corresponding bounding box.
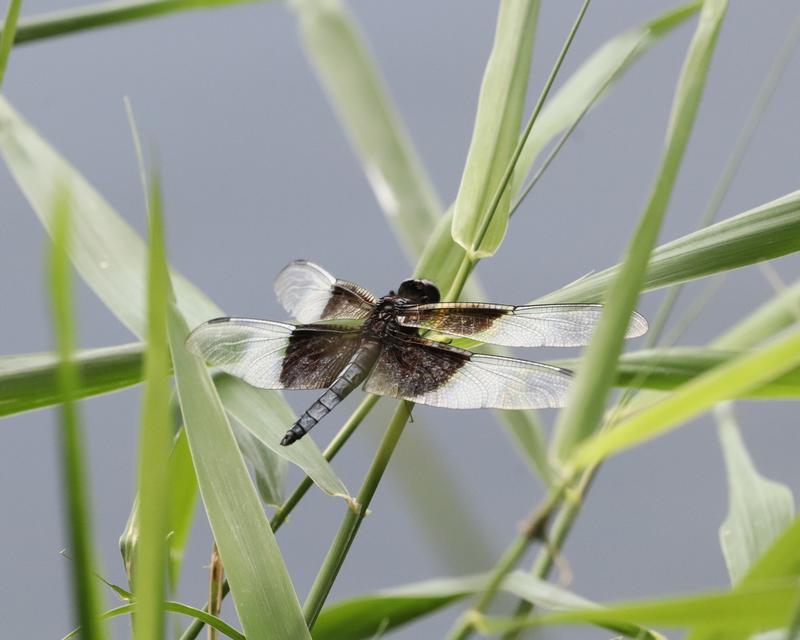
[626,311,649,338]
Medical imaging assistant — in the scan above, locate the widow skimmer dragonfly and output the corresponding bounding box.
[186,260,648,446]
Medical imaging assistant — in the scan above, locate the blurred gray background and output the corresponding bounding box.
[1,1,799,638]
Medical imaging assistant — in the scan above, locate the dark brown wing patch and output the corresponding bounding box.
[279,324,361,389]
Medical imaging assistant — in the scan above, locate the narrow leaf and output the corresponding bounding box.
[231,417,286,507]
[717,404,795,585]
[450,0,540,258]
[216,375,349,500]
[551,0,729,460]
[569,325,800,470]
[132,176,172,640]
[11,0,267,45]
[0,95,346,500]
[292,0,443,261]
[167,302,311,639]
[715,279,800,349]
[477,581,800,635]
[414,2,702,288]
[0,343,143,417]
[49,190,108,640]
[63,601,246,640]
[538,189,800,305]
[314,571,596,640]
[0,0,22,86]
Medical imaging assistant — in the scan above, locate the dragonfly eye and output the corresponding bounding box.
[398,278,440,304]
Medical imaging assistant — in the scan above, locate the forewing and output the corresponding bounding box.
[274,260,378,323]
[364,333,573,409]
[396,303,647,347]
[185,317,360,389]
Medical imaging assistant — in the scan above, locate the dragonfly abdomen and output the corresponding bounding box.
[280,340,381,445]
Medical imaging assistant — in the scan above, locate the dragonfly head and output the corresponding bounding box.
[398,278,441,304]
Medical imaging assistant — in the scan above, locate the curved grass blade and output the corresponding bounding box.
[291,0,443,261]
[554,347,800,397]
[0,343,143,417]
[568,325,800,470]
[450,0,540,258]
[63,601,245,640]
[716,403,795,585]
[551,0,729,461]
[0,95,346,500]
[509,1,701,197]
[0,0,22,87]
[215,375,348,500]
[168,302,311,640]
[715,279,800,349]
[475,580,800,636]
[540,189,800,306]
[9,0,268,46]
[49,190,108,640]
[414,2,702,288]
[314,570,649,640]
[132,176,172,640]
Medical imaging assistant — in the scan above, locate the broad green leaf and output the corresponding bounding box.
[215,375,349,500]
[49,190,108,640]
[292,0,442,262]
[414,1,702,288]
[716,403,795,585]
[476,580,800,636]
[568,325,800,470]
[450,0,540,258]
[715,279,800,349]
[9,0,267,45]
[167,302,311,640]
[0,343,142,417]
[0,0,21,86]
[132,177,172,640]
[63,600,245,640]
[551,0,729,461]
[538,189,800,305]
[0,95,345,500]
[314,571,601,640]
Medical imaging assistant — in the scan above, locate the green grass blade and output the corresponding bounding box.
[291,0,443,261]
[132,176,173,640]
[551,0,729,460]
[538,189,800,305]
[0,95,347,499]
[450,0,539,258]
[314,571,598,640]
[216,375,348,499]
[476,581,800,635]
[231,416,286,506]
[63,601,246,640]
[0,96,218,335]
[165,426,198,589]
[509,1,701,196]
[554,347,800,397]
[0,343,143,417]
[168,302,311,639]
[49,190,108,640]
[414,2,700,287]
[715,279,800,349]
[568,325,800,470]
[8,0,266,45]
[716,403,795,585]
[0,0,22,86]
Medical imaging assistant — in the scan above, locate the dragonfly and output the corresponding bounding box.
[186,260,648,445]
